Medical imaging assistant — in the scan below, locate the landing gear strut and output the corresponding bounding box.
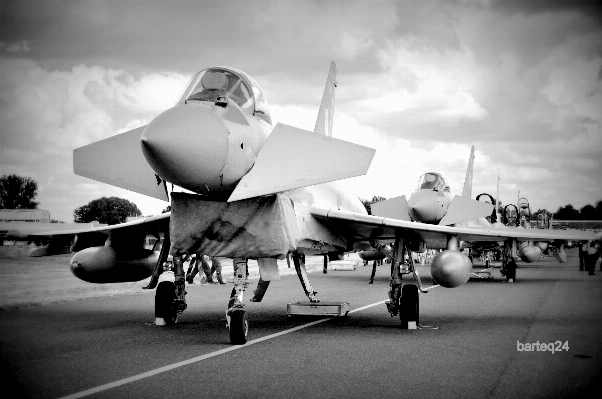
[293,253,319,303]
[501,239,518,282]
[226,258,249,344]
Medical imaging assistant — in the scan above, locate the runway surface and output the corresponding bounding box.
[1,249,601,398]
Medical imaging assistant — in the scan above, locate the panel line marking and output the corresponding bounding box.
[58,300,386,399]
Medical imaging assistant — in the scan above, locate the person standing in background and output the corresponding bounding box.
[586,241,599,276]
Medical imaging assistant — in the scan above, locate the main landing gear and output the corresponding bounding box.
[385,238,419,329]
[154,254,188,326]
[155,281,179,325]
[500,239,518,283]
[229,309,249,345]
[151,250,322,345]
[500,258,517,283]
[384,237,436,329]
[386,282,420,327]
[400,285,419,329]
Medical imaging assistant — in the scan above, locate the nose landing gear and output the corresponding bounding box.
[226,258,250,344]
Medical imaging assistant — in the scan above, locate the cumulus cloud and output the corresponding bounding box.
[0,57,188,221]
[336,2,602,212]
[1,0,601,218]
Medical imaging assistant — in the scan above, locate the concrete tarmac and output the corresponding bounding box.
[1,249,601,398]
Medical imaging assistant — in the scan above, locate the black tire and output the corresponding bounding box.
[155,281,177,325]
[400,284,419,329]
[229,309,249,345]
[506,260,517,281]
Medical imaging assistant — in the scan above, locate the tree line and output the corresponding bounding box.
[1,174,141,225]
[534,201,602,221]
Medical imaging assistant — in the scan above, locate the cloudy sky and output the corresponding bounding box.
[1,0,601,222]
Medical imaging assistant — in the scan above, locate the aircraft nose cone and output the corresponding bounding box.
[408,190,446,223]
[141,103,229,193]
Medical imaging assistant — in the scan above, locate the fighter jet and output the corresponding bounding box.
[16,62,600,344]
[365,149,572,283]
[358,149,494,279]
[501,197,547,260]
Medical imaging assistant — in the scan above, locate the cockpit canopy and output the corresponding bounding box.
[518,197,530,210]
[176,67,272,125]
[417,172,449,192]
[518,197,530,222]
[504,204,519,226]
[476,193,495,204]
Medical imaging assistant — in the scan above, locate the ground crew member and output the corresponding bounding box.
[199,255,226,284]
[586,241,599,276]
[579,241,587,271]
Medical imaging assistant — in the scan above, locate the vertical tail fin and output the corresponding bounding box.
[314,61,338,136]
[495,175,501,223]
[461,145,475,198]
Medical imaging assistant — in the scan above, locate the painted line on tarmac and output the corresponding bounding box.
[59,300,387,399]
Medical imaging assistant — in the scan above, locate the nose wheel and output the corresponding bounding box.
[226,258,250,344]
[228,309,249,345]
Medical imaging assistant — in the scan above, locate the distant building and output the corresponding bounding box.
[0,209,50,223]
[126,216,147,222]
[551,220,602,231]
